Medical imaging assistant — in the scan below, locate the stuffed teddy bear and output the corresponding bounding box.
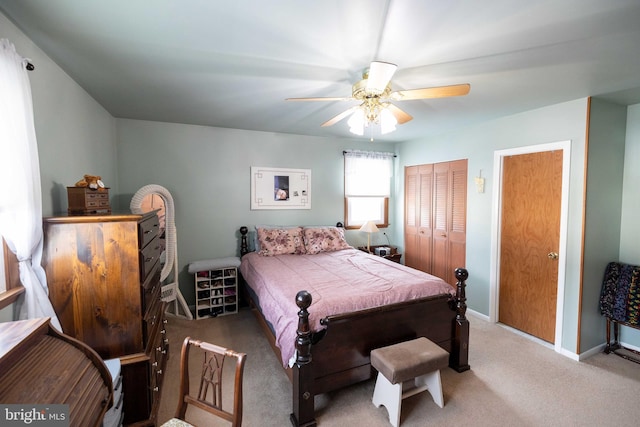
[75,174,105,190]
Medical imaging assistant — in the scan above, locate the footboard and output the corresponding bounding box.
[290,268,469,427]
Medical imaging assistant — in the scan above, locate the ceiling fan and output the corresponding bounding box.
[286,61,470,137]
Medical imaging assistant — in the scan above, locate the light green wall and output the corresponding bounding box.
[619,103,640,346]
[115,119,396,305]
[396,99,590,354]
[0,12,118,217]
[581,99,626,352]
[1,12,117,321]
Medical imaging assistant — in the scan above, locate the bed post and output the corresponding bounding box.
[290,291,316,427]
[451,267,470,372]
[240,226,249,256]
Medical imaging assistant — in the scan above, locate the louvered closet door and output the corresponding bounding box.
[447,159,467,285]
[405,160,467,286]
[417,165,434,273]
[432,162,450,281]
[404,165,434,272]
[404,166,420,269]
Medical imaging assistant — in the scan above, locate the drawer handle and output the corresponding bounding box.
[145,256,154,263]
[153,387,159,392]
[157,369,163,375]
[144,229,154,235]
[164,338,169,344]
[161,329,166,334]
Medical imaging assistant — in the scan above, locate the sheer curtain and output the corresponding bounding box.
[344,150,394,197]
[0,39,61,330]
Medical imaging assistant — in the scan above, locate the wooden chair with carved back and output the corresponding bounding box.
[161,336,247,427]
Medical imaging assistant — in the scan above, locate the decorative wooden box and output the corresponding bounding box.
[67,186,111,214]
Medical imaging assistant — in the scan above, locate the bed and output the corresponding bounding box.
[238,225,469,426]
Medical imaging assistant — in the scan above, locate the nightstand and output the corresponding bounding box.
[358,245,402,264]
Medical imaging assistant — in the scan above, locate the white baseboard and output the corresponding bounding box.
[559,347,580,361]
[620,340,640,353]
[467,308,489,321]
[577,343,606,361]
[578,340,640,361]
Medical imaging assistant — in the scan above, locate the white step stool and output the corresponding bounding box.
[371,337,449,427]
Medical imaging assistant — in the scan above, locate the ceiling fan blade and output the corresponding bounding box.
[390,83,470,101]
[286,96,353,102]
[386,104,413,124]
[366,61,397,94]
[321,106,359,127]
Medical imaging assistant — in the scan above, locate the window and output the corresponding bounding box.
[0,236,24,310]
[344,150,394,229]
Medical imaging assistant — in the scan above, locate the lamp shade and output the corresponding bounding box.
[348,108,365,135]
[365,61,397,95]
[359,220,380,233]
[380,108,397,135]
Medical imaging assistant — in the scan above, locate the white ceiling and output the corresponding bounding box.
[3,0,640,143]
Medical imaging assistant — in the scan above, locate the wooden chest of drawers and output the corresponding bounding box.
[43,211,167,426]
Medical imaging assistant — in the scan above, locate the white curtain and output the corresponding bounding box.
[0,39,61,330]
[344,150,394,197]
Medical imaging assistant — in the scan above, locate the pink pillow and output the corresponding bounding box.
[303,227,351,254]
[257,227,306,256]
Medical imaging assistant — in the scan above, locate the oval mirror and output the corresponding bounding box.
[131,184,191,319]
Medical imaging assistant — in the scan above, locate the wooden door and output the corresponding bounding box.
[404,166,420,269]
[432,160,467,285]
[432,162,449,280]
[405,165,433,273]
[405,161,466,286]
[417,165,434,273]
[499,150,562,343]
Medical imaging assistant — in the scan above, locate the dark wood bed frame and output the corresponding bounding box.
[239,226,470,427]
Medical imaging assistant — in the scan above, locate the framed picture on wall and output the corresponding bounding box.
[250,167,311,210]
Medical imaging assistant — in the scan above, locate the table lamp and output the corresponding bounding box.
[360,221,380,253]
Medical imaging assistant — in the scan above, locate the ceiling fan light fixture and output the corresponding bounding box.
[348,108,365,135]
[365,61,397,95]
[380,107,398,135]
[285,60,469,138]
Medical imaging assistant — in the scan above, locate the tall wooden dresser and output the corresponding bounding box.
[42,212,168,427]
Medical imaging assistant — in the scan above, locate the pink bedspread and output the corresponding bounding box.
[239,248,455,366]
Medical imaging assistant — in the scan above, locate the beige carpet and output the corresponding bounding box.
[157,309,640,426]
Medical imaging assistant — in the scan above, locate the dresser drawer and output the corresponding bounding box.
[148,314,168,409]
[138,214,160,249]
[142,268,161,312]
[139,236,162,282]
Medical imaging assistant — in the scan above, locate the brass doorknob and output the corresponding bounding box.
[548,252,559,260]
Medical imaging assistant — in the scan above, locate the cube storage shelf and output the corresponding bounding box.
[195,267,238,319]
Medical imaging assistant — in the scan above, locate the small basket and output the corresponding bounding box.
[161,283,177,302]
